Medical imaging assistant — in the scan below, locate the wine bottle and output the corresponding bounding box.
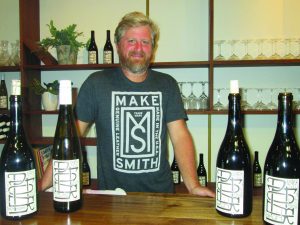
[103,30,114,64]
[215,80,252,218]
[263,92,300,225]
[0,113,9,139]
[88,30,98,64]
[52,80,82,213]
[253,151,262,188]
[197,153,207,187]
[0,74,8,109]
[171,157,180,184]
[82,150,91,186]
[0,80,38,219]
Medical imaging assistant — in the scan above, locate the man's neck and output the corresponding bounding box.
[121,67,148,83]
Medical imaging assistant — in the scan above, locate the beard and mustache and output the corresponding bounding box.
[118,50,152,75]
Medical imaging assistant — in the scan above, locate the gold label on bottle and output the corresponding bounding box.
[172,171,180,184]
[0,96,7,108]
[103,51,112,64]
[82,172,90,186]
[88,51,97,64]
[254,173,262,187]
[53,159,80,202]
[264,175,299,225]
[198,176,206,187]
[5,169,37,216]
[216,168,244,215]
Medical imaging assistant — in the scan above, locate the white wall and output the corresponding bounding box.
[1,0,300,182]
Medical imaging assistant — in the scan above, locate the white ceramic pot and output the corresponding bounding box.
[42,92,58,111]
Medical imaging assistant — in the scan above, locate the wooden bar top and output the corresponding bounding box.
[1,187,264,225]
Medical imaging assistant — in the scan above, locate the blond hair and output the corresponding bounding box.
[114,11,159,49]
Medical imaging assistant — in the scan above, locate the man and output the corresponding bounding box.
[41,11,214,197]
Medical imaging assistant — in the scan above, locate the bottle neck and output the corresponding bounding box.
[9,95,24,134]
[106,30,111,42]
[199,154,204,164]
[276,93,293,134]
[91,31,95,41]
[227,93,242,131]
[254,151,259,162]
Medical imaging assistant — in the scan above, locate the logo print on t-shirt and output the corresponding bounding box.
[112,92,162,173]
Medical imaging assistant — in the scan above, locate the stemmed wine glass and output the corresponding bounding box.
[228,40,239,60]
[241,88,252,111]
[178,82,189,110]
[255,39,267,60]
[283,38,295,59]
[253,88,268,110]
[213,88,225,111]
[269,38,281,59]
[199,82,209,110]
[214,40,226,61]
[266,88,277,110]
[241,39,253,60]
[187,82,198,110]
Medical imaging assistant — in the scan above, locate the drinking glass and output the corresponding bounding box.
[0,40,10,66]
[241,88,252,110]
[269,38,281,59]
[294,88,300,110]
[10,40,20,66]
[283,38,295,59]
[253,88,268,110]
[187,82,198,110]
[178,82,189,110]
[213,88,225,111]
[199,82,208,110]
[255,39,267,60]
[214,40,226,61]
[295,38,300,59]
[266,88,277,110]
[241,39,253,60]
[228,40,239,60]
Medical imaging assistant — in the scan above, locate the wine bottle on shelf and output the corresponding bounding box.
[82,150,91,186]
[197,153,207,187]
[88,30,98,64]
[0,80,38,220]
[252,151,262,188]
[0,73,8,110]
[103,30,114,64]
[263,92,300,225]
[171,157,180,184]
[0,113,10,139]
[215,80,252,218]
[52,80,82,213]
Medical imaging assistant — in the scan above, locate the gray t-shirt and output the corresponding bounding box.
[76,68,187,193]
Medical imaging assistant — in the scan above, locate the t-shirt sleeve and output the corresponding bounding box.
[75,75,96,123]
[165,77,188,123]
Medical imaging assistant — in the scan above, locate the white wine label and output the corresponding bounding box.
[264,175,299,225]
[198,176,206,187]
[254,173,262,187]
[53,159,81,202]
[216,168,244,215]
[88,51,97,64]
[172,171,180,184]
[103,51,112,64]
[0,96,7,108]
[5,169,37,216]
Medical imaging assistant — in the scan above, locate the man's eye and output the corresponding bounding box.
[128,39,136,44]
[142,40,150,45]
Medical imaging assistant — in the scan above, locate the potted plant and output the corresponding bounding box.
[31,78,59,111]
[40,20,84,64]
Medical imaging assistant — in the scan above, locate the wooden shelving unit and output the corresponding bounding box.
[8,0,298,148]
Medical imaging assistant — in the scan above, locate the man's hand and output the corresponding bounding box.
[190,185,215,198]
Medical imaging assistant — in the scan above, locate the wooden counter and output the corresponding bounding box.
[1,187,264,225]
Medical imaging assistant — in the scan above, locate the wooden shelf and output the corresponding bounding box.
[213,59,300,67]
[0,66,20,72]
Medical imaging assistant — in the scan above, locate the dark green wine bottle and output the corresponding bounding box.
[0,80,38,220]
[215,80,252,218]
